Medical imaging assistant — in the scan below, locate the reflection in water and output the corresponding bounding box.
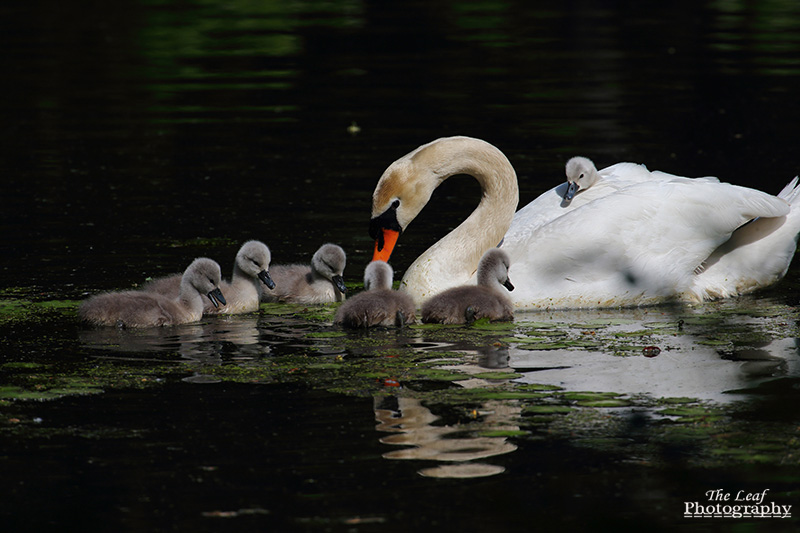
[79,314,267,362]
[375,396,519,479]
[509,311,800,403]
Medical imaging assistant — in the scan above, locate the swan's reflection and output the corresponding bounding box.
[375,396,519,478]
[510,324,799,403]
[78,314,268,362]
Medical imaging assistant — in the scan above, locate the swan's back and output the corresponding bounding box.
[505,179,791,309]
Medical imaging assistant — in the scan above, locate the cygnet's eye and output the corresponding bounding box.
[250,259,261,268]
[391,199,400,209]
[578,173,584,180]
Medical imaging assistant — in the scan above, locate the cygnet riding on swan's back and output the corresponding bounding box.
[79,258,226,327]
[369,136,800,309]
[142,240,274,315]
[563,156,721,201]
[261,243,347,304]
[506,155,713,238]
[334,261,416,328]
[421,248,514,324]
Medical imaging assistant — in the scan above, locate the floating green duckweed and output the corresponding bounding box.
[477,429,529,438]
[259,302,309,315]
[2,362,46,370]
[517,383,564,392]
[498,336,549,344]
[0,376,104,401]
[306,363,344,370]
[642,321,684,329]
[523,405,576,415]
[0,386,64,401]
[468,319,516,330]
[515,321,559,329]
[464,391,550,400]
[300,306,339,322]
[0,298,80,324]
[658,397,699,405]
[526,329,568,337]
[472,372,523,380]
[36,300,81,310]
[573,319,638,328]
[658,406,720,417]
[576,399,632,408]
[612,330,657,338]
[561,391,622,402]
[409,368,469,381]
[408,323,464,330]
[305,331,347,339]
[514,342,572,350]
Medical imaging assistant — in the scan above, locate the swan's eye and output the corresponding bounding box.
[251,259,261,267]
[578,173,584,180]
[391,199,400,209]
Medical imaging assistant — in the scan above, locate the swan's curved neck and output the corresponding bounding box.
[401,138,519,300]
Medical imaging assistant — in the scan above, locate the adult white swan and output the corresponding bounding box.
[369,136,800,309]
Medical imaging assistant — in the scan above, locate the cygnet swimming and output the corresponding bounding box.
[421,248,514,324]
[334,261,416,328]
[261,243,347,304]
[143,240,274,314]
[79,258,225,328]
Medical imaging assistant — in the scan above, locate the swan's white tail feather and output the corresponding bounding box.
[778,176,800,204]
[691,175,800,301]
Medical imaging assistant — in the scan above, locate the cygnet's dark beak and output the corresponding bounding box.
[503,278,515,292]
[207,288,227,308]
[332,275,347,294]
[563,181,578,201]
[258,270,276,290]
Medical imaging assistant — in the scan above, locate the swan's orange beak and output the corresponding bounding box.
[373,228,399,262]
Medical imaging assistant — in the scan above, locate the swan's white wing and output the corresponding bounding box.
[505,180,789,308]
[504,186,568,244]
[505,162,654,247]
[598,162,653,182]
[650,170,721,183]
[692,177,800,300]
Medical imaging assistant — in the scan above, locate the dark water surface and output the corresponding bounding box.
[3,0,800,531]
